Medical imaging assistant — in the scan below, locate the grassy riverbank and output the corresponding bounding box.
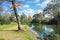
[0,22,38,40]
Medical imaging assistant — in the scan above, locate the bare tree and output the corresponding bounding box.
[11,0,22,30]
[0,0,23,30]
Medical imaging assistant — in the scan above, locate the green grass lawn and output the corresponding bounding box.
[0,22,38,40]
[0,22,29,30]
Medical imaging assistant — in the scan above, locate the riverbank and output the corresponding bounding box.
[0,22,39,40]
[0,30,38,40]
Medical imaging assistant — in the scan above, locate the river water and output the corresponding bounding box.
[30,23,57,40]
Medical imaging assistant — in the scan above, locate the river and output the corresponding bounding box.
[30,23,59,40]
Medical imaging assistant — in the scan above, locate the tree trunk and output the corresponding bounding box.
[12,0,22,30]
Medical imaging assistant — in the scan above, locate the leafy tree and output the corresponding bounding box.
[43,0,60,35]
[20,13,28,24]
[28,16,32,25]
[43,0,60,26]
[33,13,44,23]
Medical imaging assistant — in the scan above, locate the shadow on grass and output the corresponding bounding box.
[0,30,25,32]
[0,38,5,40]
[0,30,17,31]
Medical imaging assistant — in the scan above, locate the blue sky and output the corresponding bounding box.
[1,0,52,17]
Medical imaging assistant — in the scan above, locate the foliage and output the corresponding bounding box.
[41,18,58,25]
[32,13,44,23]
[28,16,32,25]
[0,14,11,25]
[43,0,60,34]
[9,13,16,22]
[43,0,60,25]
[20,13,28,24]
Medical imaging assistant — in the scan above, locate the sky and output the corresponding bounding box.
[0,0,52,17]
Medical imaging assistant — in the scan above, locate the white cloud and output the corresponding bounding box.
[22,8,36,17]
[22,9,43,17]
[37,0,51,8]
[26,0,40,4]
[37,10,43,13]
[23,5,30,8]
[44,0,51,4]
[37,4,46,8]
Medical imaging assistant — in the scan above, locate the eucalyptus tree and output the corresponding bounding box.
[0,0,24,30]
[43,0,60,36]
[43,0,60,27]
[33,13,44,23]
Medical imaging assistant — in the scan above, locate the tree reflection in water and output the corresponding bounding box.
[30,23,55,40]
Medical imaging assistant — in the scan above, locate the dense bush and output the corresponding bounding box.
[0,15,11,25]
[0,18,11,25]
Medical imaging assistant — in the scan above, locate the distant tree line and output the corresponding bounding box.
[0,14,10,25]
[0,13,32,25]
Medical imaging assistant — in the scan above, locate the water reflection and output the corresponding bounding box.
[30,23,55,40]
[30,23,44,32]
